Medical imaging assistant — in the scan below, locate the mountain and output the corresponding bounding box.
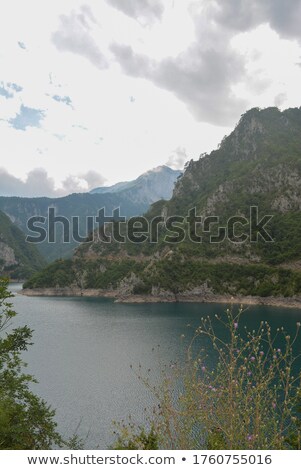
[0,166,181,262]
[91,165,182,200]
[24,107,301,300]
[0,210,45,279]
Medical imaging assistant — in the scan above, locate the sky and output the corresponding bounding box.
[0,0,301,197]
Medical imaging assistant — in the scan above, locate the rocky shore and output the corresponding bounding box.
[21,287,117,298]
[21,287,301,309]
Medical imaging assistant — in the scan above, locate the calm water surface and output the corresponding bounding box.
[9,283,301,449]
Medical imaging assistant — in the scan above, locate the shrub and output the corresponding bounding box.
[113,308,301,450]
[111,424,159,450]
[0,278,82,449]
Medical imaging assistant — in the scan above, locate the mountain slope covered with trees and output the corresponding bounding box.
[0,166,180,262]
[24,107,301,301]
[0,210,45,279]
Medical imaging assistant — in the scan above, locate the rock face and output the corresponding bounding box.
[169,107,301,216]
[0,241,17,267]
[0,210,45,279]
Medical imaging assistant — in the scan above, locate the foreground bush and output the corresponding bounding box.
[0,279,63,449]
[113,308,301,450]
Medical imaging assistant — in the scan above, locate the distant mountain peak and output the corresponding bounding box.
[142,165,175,174]
[90,165,182,196]
[0,165,182,262]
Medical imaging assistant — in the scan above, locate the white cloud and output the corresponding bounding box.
[0,167,106,197]
[52,6,108,69]
[0,0,300,196]
[111,42,247,126]
[166,147,188,170]
[105,0,164,25]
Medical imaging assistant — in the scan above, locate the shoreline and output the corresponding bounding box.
[21,288,301,309]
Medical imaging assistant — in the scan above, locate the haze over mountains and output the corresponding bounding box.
[0,165,181,263]
[91,165,181,199]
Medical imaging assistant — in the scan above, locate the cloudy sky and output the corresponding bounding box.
[1,0,301,197]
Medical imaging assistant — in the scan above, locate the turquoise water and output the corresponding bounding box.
[9,284,301,449]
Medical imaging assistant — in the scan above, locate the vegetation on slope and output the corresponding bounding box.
[0,210,45,279]
[0,279,62,449]
[0,167,180,262]
[24,107,301,297]
[24,256,301,299]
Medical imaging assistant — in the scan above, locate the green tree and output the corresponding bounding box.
[0,278,62,449]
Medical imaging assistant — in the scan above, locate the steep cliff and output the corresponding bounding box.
[0,210,45,278]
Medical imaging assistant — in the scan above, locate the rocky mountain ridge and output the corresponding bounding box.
[24,107,301,301]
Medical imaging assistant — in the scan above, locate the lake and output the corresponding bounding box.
[8,283,301,449]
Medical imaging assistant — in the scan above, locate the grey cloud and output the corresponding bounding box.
[25,169,59,197]
[154,46,246,125]
[274,92,287,108]
[0,168,106,197]
[267,0,301,41]
[52,6,107,69]
[62,171,106,194]
[111,0,301,127]
[110,44,152,76]
[80,170,106,190]
[111,43,246,125]
[77,4,98,28]
[61,175,85,194]
[208,0,301,42]
[0,168,58,197]
[18,41,27,50]
[105,0,164,24]
[166,147,188,170]
[209,0,265,33]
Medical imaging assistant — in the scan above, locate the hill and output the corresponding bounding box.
[0,210,45,279]
[23,107,301,301]
[0,166,181,261]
